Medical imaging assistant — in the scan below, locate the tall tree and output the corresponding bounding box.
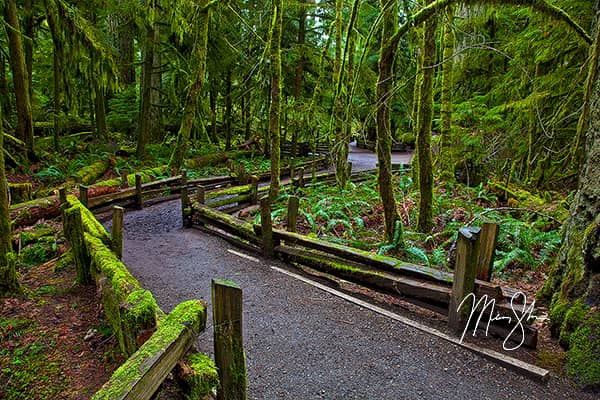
[3,0,35,160]
[268,0,283,202]
[376,0,400,241]
[539,2,600,389]
[0,108,21,297]
[168,0,211,170]
[437,6,455,183]
[415,0,437,233]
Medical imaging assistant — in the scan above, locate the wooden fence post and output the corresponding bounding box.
[59,187,67,204]
[181,169,190,227]
[112,206,124,259]
[250,176,259,205]
[135,173,143,209]
[197,185,206,204]
[64,206,90,284]
[448,227,480,335]
[212,279,247,400]
[287,195,299,233]
[476,222,499,281]
[297,167,305,189]
[120,173,128,189]
[238,162,246,185]
[260,197,275,257]
[79,184,88,208]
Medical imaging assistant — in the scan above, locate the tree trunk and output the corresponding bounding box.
[0,109,21,297]
[415,0,437,233]
[4,0,35,160]
[169,1,209,171]
[438,6,455,183]
[332,0,347,189]
[112,1,136,86]
[149,23,163,142]
[376,0,400,242]
[291,0,308,158]
[93,80,108,141]
[209,80,219,144]
[137,20,155,158]
[45,0,63,152]
[225,70,233,150]
[268,0,283,202]
[539,3,600,389]
[0,55,11,117]
[23,0,34,103]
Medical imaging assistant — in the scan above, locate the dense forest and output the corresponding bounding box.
[1,0,599,396]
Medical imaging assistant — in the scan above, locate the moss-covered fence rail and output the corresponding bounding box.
[189,200,539,349]
[62,196,218,399]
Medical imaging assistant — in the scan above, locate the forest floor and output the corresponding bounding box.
[0,246,124,399]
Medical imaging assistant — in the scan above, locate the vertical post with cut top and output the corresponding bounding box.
[111,206,124,259]
[79,184,88,208]
[287,195,299,233]
[476,222,499,281]
[212,279,247,400]
[181,169,190,227]
[197,185,206,205]
[120,173,128,189]
[59,187,67,204]
[135,173,143,209]
[260,197,275,257]
[448,227,480,335]
[64,206,90,284]
[250,176,259,205]
[297,167,305,189]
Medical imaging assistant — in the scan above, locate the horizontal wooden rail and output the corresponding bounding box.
[92,300,207,400]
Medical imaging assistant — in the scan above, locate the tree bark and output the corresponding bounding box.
[376,0,400,242]
[438,6,455,183]
[268,0,283,202]
[332,0,347,189]
[45,0,63,152]
[169,0,209,171]
[3,0,35,160]
[415,0,437,233]
[538,2,600,389]
[137,19,155,158]
[0,108,21,297]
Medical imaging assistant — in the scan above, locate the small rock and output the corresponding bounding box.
[84,328,97,341]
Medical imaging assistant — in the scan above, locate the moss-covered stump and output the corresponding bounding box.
[8,182,32,204]
[92,300,207,400]
[177,353,219,400]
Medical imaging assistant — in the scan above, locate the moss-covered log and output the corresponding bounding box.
[92,300,206,400]
[176,353,219,400]
[10,195,61,229]
[75,159,112,185]
[192,202,259,245]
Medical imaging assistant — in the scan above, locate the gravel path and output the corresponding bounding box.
[114,200,593,400]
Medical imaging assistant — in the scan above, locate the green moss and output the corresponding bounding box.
[54,250,73,272]
[548,295,569,333]
[566,311,600,390]
[92,300,206,400]
[184,353,219,399]
[66,195,110,244]
[18,227,57,246]
[559,300,589,347]
[75,160,111,185]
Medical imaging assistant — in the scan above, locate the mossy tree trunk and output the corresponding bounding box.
[169,0,210,171]
[137,9,157,158]
[3,0,35,160]
[45,0,64,152]
[225,70,233,150]
[291,0,308,158]
[376,0,401,242]
[332,0,348,189]
[415,0,437,233]
[0,109,21,297]
[437,6,455,183]
[268,0,283,202]
[539,4,600,389]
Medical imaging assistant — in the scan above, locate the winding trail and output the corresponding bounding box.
[113,147,592,399]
